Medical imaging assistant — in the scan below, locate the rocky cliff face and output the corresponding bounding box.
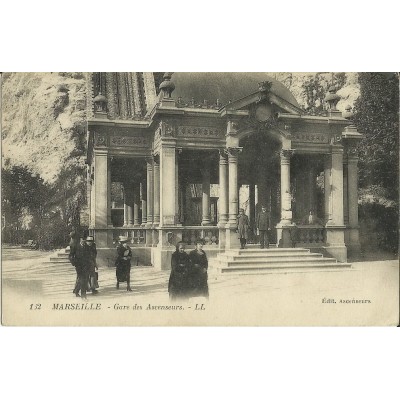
[273,72,359,112]
[2,72,87,183]
[1,72,359,182]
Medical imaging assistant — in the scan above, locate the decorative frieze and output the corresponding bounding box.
[291,132,329,143]
[110,136,149,147]
[178,126,224,138]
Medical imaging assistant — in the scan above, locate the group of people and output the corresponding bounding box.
[68,232,209,301]
[168,241,209,300]
[68,232,99,299]
[68,233,133,299]
[237,206,272,249]
[67,205,271,300]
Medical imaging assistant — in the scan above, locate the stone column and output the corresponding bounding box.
[276,150,294,247]
[94,150,111,247]
[347,150,361,254]
[146,158,154,226]
[343,158,349,225]
[94,150,109,227]
[141,181,147,226]
[225,147,241,249]
[279,150,293,225]
[126,186,134,227]
[160,145,176,226]
[324,155,332,223]
[201,165,211,225]
[123,185,129,227]
[227,148,241,225]
[327,147,344,226]
[249,184,255,228]
[89,168,95,228]
[153,156,160,224]
[133,183,140,227]
[218,150,228,225]
[308,162,316,214]
[175,150,180,224]
[325,146,347,262]
[107,164,112,226]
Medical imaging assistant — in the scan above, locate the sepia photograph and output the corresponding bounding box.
[1,71,398,326]
[1,3,399,399]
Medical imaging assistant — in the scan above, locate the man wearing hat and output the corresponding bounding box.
[115,236,133,291]
[86,236,99,294]
[237,208,250,249]
[71,236,91,299]
[256,205,271,249]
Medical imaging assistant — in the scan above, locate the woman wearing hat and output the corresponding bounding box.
[237,208,250,249]
[188,240,209,299]
[115,236,133,291]
[168,242,191,300]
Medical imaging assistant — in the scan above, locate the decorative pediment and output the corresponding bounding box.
[220,82,304,116]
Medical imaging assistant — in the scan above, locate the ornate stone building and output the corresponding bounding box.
[86,72,362,270]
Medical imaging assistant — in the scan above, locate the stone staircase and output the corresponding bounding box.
[47,247,71,264]
[214,246,352,274]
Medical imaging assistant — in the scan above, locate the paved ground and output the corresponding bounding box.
[1,246,398,326]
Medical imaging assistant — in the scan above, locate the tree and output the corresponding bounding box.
[353,72,399,253]
[353,72,399,201]
[301,72,347,115]
[1,165,50,243]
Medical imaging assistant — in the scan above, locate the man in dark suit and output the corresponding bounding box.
[70,236,91,299]
[256,206,271,249]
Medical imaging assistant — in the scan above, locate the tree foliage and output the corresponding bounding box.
[353,72,399,254]
[301,72,347,115]
[353,72,399,202]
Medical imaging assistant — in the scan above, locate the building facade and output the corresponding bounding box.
[86,72,362,269]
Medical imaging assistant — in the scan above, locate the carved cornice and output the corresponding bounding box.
[178,125,224,138]
[225,147,243,158]
[280,149,294,159]
[159,120,176,137]
[94,132,107,147]
[291,132,329,144]
[219,148,228,161]
[330,133,343,145]
[110,136,150,147]
[345,143,359,160]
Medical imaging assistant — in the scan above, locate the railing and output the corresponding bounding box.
[181,226,219,245]
[112,228,146,245]
[291,225,325,245]
[94,225,220,247]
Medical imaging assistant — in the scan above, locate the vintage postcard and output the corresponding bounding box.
[1,72,399,326]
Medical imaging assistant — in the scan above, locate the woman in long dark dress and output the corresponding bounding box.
[168,242,191,300]
[115,236,133,291]
[188,240,209,299]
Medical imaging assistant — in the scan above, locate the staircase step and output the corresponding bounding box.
[218,262,352,274]
[55,253,70,259]
[217,253,322,261]
[216,259,339,268]
[215,247,351,274]
[49,257,72,263]
[224,248,311,256]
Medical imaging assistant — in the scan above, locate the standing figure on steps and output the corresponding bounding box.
[115,236,132,291]
[257,205,271,249]
[237,208,250,249]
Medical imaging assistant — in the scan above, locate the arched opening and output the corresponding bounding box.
[238,130,281,243]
